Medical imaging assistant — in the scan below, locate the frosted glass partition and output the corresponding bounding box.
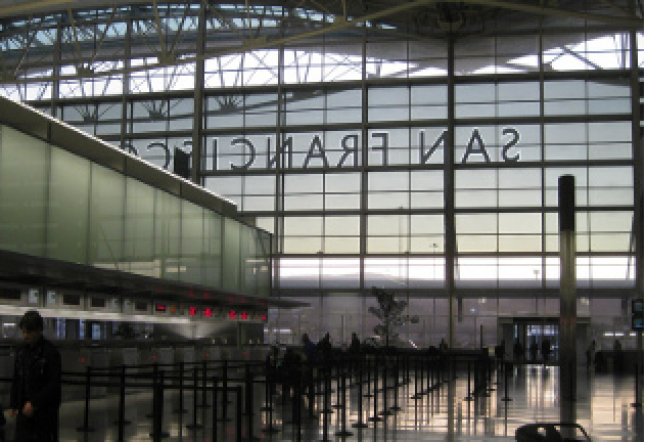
[0,124,271,298]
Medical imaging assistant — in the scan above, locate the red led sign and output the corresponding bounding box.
[189,306,197,316]
[229,310,237,319]
[155,304,166,312]
[240,311,248,320]
[204,308,213,318]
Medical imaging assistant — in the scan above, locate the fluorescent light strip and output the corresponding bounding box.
[0,306,191,325]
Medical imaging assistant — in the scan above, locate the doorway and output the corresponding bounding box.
[502,318,559,364]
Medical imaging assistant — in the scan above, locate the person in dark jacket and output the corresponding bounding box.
[10,310,61,442]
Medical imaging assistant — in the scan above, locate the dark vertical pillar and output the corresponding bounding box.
[559,175,577,403]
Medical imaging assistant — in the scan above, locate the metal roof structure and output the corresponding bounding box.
[0,0,641,88]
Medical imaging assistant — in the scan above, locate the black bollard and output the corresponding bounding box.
[412,355,421,400]
[115,364,131,441]
[501,361,512,402]
[76,365,95,432]
[465,360,474,401]
[335,369,354,437]
[199,359,209,408]
[261,358,274,412]
[308,365,316,420]
[145,364,159,419]
[236,386,243,442]
[352,356,368,428]
[262,360,280,434]
[365,356,373,398]
[368,355,383,423]
[425,353,432,393]
[150,371,170,440]
[632,362,643,408]
[322,366,333,415]
[391,354,401,412]
[220,360,231,422]
[174,362,187,414]
[212,376,219,440]
[320,370,332,442]
[333,362,343,409]
[380,360,392,416]
[186,366,203,430]
[244,364,255,440]
[263,371,281,434]
[295,373,302,441]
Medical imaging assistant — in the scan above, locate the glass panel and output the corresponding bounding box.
[411,85,448,120]
[155,190,181,280]
[179,201,204,284]
[223,218,241,292]
[0,126,49,257]
[124,178,155,276]
[89,164,125,270]
[203,210,223,287]
[368,87,409,122]
[47,147,90,264]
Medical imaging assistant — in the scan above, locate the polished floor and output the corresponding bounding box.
[2,363,643,441]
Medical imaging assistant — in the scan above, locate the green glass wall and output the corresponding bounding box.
[0,124,270,298]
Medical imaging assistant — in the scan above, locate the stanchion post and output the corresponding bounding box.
[149,370,170,440]
[335,369,353,437]
[174,361,187,414]
[368,355,382,423]
[380,361,392,416]
[352,357,368,428]
[115,364,131,440]
[365,356,373,398]
[244,364,255,440]
[186,366,203,430]
[221,360,231,422]
[212,376,219,441]
[391,353,401,412]
[501,361,512,402]
[236,386,243,442]
[464,360,473,401]
[632,362,643,408]
[76,365,95,433]
[199,359,209,408]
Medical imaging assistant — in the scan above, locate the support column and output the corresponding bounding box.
[558,175,576,403]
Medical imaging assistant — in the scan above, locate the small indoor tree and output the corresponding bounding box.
[368,287,418,348]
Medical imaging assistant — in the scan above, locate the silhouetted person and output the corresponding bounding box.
[280,348,302,398]
[10,310,61,442]
[530,340,539,363]
[495,339,505,362]
[613,339,623,373]
[586,340,596,368]
[349,332,361,354]
[513,339,524,363]
[541,338,551,366]
[317,332,333,361]
[301,333,318,365]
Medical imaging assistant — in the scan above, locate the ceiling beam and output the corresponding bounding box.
[0,0,74,18]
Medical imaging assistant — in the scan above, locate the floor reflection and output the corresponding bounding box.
[1,363,641,441]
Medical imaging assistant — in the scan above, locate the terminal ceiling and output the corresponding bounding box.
[0,0,641,85]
